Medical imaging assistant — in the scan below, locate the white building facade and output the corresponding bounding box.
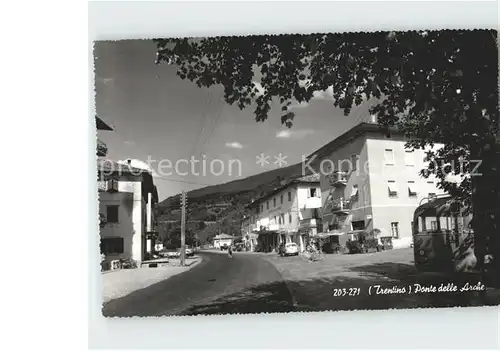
[307,122,446,249]
[213,234,234,249]
[243,175,322,252]
[98,160,158,269]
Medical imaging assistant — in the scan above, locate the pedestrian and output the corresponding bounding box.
[228,245,233,259]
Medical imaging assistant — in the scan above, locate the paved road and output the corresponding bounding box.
[102,251,296,317]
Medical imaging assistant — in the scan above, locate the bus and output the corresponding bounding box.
[412,195,474,273]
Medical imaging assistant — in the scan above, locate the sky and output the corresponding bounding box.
[94,39,375,201]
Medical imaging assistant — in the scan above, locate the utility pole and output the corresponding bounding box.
[180,191,187,267]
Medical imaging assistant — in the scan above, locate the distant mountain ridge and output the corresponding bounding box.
[156,162,309,243]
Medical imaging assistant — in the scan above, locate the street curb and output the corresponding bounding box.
[102,256,204,304]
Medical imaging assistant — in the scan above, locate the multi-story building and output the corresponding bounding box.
[243,174,322,252]
[98,159,158,269]
[306,121,445,249]
[96,115,159,269]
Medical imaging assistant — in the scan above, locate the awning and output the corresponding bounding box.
[256,229,279,236]
[347,229,365,235]
[313,231,345,238]
[408,182,418,194]
[388,182,399,193]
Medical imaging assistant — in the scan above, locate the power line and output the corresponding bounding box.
[202,90,225,152]
[188,90,213,158]
[153,174,214,186]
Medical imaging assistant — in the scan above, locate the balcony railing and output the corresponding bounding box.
[331,198,351,213]
[326,171,348,187]
[304,196,322,209]
[299,218,322,229]
[98,179,119,192]
[97,139,108,157]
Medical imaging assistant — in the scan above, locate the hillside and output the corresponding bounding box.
[156,162,309,244]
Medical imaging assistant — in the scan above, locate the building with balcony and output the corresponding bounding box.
[307,122,446,249]
[243,174,322,252]
[98,159,158,270]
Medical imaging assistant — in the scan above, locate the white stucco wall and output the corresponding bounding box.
[99,180,144,263]
[251,183,320,234]
[317,129,446,249]
[366,134,445,247]
[318,135,373,233]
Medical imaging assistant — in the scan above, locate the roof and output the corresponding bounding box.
[96,115,114,131]
[297,173,320,183]
[246,173,320,208]
[97,159,145,175]
[306,122,402,162]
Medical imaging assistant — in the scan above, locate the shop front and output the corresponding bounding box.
[256,230,279,252]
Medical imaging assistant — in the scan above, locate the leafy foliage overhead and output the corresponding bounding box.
[154,30,499,272]
[154,30,499,210]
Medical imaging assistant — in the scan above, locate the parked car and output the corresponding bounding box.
[164,249,180,259]
[185,246,194,257]
[235,243,244,252]
[281,242,299,257]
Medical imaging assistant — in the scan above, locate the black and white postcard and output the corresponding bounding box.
[94,30,500,317]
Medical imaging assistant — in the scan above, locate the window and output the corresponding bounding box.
[280,194,283,204]
[387,181,398,198]
[288,191,292,201]
[351,154,359,171]
[309,188,317,198]
[384,149,395,165]
[431,221,438,231]
[260,204,264,213]
[350,185,359,198]
[266,201,269,210]
[352,220,365,230]
[391,222,400,238]
[100,237,124,254]
[273,198,276,207]
[281,214,285,225]
[106,205,119,223]
[408,181,417,197]
[404,150,415,166]
[288,212,292,223]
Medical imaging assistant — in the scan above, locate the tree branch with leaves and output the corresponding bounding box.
[154,30,499,277]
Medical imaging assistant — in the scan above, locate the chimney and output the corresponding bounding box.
[370,114,377,124]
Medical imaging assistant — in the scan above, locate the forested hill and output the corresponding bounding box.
[156,162,309,245]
